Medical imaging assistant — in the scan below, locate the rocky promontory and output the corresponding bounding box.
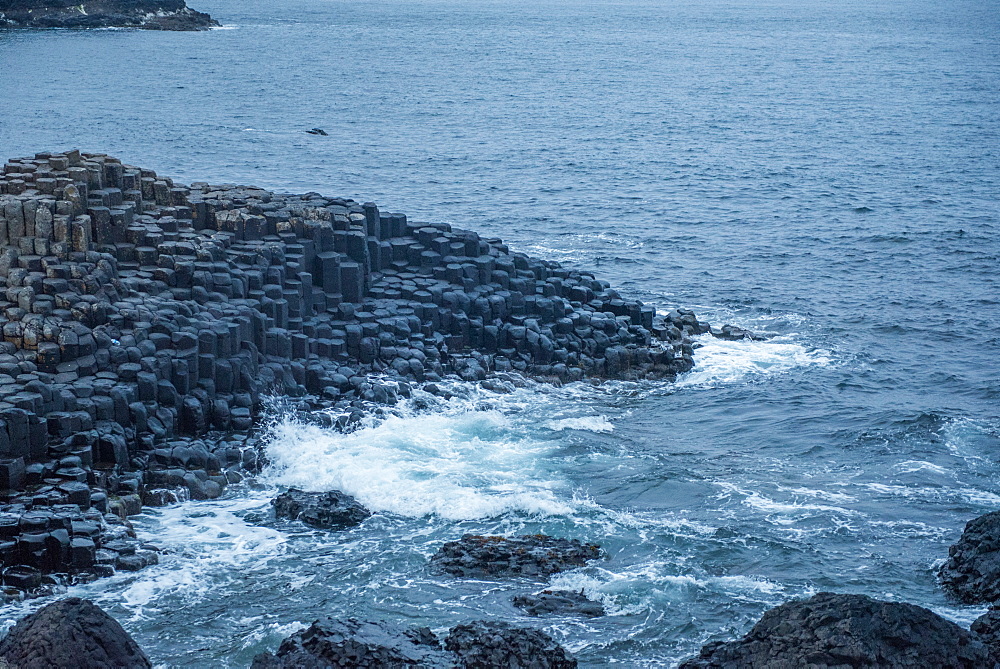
[0,0,218,30]
[0,149,720,598]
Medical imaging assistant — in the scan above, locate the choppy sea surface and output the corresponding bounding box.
[1,0,999,665]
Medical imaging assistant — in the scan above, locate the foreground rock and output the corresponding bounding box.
[431,534,602,578]
[251,617,576,669]
[446,621,577,668]
[0,0,219,30]
[251,618,450,668]
[0,596,151,668]
[0,149,709,593]
[679,592,990,669]
[271,487,371,529]
[972,607,1000,661]
[940,511,1000,604]
[513,589,605,617]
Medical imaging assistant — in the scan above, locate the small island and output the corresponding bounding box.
[0,0,218,31]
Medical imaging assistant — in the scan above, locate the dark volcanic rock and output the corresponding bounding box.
[272,487,371,529]
[0,596,151,668]
[250,618,451,668]
[431,534,602,578]
[512,589,605,617]
[678,592,990,669]
[445,620,577,669]
[0,0,219,30]
[940,511,1000,603]
[253,618,578,669]
[0,149,705,594]
[971,607,1000,662]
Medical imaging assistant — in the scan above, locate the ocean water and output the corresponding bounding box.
[1,0,999,666]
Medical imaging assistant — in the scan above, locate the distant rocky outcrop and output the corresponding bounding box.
[271,487,371,530]
[0,596,151,668]
[678,592,991,669]
[940,511,1000,603]
[431,534,602,578]
[251,617,577,669]
[0,0,219,30]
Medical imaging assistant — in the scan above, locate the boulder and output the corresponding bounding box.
[445,620,577,668]
[0,597,151,669]
[678,592,990,669]
[272,488,371,530]
[512,589,605,617]
[940,511,1000,603]
[971,607,1000,662]
[250,618,451,668]
[431,534,601,578]
[252,618,578,669]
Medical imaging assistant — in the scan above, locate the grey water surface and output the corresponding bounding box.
[1,0,998,666]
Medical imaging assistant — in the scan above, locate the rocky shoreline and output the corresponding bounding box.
[2,149,995,667]
[0,0,218,30]
[0,149,735,603]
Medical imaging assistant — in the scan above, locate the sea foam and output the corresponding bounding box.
[262,408,575,520]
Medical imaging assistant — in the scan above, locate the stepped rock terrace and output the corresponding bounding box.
[0,149,719,597]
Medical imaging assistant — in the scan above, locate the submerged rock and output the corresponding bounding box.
[250,618,450,668]
[430,534,602,578]
[272,488,371,530]
[678,592,990,669]
[940,511,1000,603]
[446,620,577,668]
[0,596,151,668]
[512,589,605,617]
[0,0,219,30]
[253,618,577,669]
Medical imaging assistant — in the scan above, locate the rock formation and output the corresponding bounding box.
[0,149,710,595]
[0,0,219,30]
[512,589,605,617]
[271,487,370,530]
[431,534,602,578]
[0,596,151,668]
[678,592,991,669]
[940,510,1000,604]
[251,617,577,669]
[445,621,577,668]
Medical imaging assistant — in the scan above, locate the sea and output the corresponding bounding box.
[0,0,998,665]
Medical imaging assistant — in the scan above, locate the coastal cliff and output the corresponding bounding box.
[0,0,218,30]
[0,150,719,598]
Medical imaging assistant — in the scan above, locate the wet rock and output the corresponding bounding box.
[0,149,712,595]
[678,592,990,669]
[940,511,1000,603]
[252,618,577,669]
[250,618,450,668]
[512,589,605,617]
[445,620,577,668]
[0,596,151,668]
[431,534,602,578]
[272,488,371,530]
